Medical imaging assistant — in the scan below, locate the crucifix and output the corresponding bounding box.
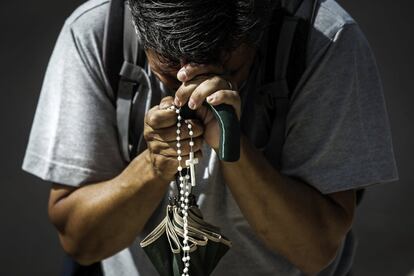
[186,152,199,187]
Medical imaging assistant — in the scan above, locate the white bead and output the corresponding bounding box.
[177,143,181,148]
[189,131,194,136]
[187,124,192,129]
[178,116,182,120]
[178,156,182,161]
[180,189,184,194]
[182,257,187,262]
[183,267,189,273]
[185,192,189,196]
[185,262,190,267]
[177,150,181,155]
[180,197,184,201]
[176,109,180,114]
[177,129,181,134]
[185,175,190,179]
[176,136,181,141]
[177,123,181,128]
[184,206,188,210]
[179,176,184,181]
[185,198,189,203]
[189,141,194,146]
[178,166,182,171]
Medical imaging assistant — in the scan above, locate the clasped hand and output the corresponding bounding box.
[143,63,241,181]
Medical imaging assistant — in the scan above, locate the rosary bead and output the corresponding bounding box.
[189,131,194,136]
[187,124,192,129]
[178,165,183,171]
[189,141,194,146]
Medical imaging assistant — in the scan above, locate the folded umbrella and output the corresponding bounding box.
[140,195,231,276]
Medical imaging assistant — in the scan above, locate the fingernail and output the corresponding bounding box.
[188,99,196,109]
[207,95,215,103]
[177,68,188,82]
[174,97,181,107]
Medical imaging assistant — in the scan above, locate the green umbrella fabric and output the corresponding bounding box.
[140,202,232,276]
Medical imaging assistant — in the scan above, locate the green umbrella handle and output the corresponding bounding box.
[180,103,240,162]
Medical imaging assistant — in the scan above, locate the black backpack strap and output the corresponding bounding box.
[263,16,300,168]
[115,0,140,162]
[103,0,125,95]
[263,0,318,169]
[105,0,148,163]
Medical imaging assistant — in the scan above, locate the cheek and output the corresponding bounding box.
[231,66,251,89]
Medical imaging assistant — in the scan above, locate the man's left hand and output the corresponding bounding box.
[174,63,241,151]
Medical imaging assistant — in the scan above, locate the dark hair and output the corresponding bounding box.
[128,0,273,65]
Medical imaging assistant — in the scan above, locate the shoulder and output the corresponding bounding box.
[312,0,355,40]
[63,0,110,47]
[299,0,372,68]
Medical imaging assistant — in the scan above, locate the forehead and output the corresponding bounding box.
[146,43,253,72]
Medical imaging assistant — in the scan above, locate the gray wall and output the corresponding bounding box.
[0,0,412,275]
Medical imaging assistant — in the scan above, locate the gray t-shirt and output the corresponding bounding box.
[22,0,399,275]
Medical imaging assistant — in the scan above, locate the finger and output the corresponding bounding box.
[145,106,177,129]
[171,137,204,156]
[145,119,204,142]
[159,96,175,110]
[148,137,203,156]
[177,63,224,82]
[174,80,200,107]
[188,76,231,110]
[206,90,241,119]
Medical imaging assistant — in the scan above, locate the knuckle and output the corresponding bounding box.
[146,113,158,126]
[143,129,153,141]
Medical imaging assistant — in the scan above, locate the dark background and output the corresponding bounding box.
[0,0,413,275]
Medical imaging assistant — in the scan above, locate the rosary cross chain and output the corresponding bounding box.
[185,152,198,187]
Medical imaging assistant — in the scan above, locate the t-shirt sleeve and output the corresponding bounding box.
[22,19,127,187]
[280,24,399,194]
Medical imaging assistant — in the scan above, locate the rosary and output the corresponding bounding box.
[168,105,199,276]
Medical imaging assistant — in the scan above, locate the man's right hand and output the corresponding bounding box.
[143,96,204,181]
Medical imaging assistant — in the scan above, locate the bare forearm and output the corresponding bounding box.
[221,136,354,273]
[50,149,170,264]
